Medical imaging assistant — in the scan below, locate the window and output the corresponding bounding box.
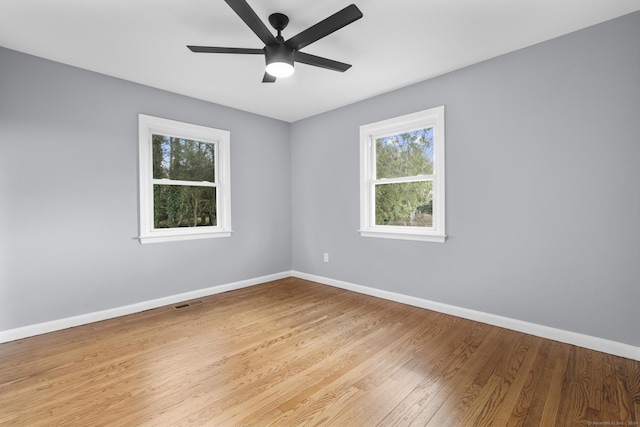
[138,114,231,243]
[359,106,445,242]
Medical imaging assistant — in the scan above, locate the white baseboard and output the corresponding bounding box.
[292,271,640,361]
[0,271,292,344]
[3,270,638,361]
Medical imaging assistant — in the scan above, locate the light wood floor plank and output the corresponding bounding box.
[1,277,638,426]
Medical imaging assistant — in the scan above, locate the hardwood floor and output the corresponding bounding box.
[1,277,639,426]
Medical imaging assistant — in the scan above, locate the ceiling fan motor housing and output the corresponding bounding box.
[264,43,294,76]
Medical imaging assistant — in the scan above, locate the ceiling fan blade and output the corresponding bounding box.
[262,72,277,83]
[286,4,363,51]
[294,51,352,72]
[224,0,276,46]
[187,46,264,54]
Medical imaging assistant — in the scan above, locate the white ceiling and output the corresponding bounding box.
[1,0,638,122]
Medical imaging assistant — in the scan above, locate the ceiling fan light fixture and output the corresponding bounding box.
[264,43,295,78]
[266,61,294,78]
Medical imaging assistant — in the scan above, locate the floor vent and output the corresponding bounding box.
[174,300,205,310]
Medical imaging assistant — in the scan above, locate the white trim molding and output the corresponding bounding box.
[0,271,291,344]
[359,106,446,243]
[138,114,232,244]
[291,271,640,361]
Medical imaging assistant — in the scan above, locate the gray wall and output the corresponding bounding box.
[0,47,291,330]
[290,12,640,347]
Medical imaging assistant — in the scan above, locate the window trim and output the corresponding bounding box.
[138,114,232,244]
[359,106,446,243]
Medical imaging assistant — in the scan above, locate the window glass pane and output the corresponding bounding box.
[375,181,433,227]
[153,185,216,228]
[376,128,434,179]
[152,134,215,182]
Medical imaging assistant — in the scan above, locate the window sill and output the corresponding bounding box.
[138,230,232,244]
[359,229,446,243]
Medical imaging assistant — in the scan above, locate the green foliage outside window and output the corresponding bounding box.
[152,135,217,228]
[375,129,434,227]
[153,185,216,228]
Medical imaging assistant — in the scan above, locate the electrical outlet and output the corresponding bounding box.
[323,253,329,263]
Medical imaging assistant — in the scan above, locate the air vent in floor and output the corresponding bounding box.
[173,300,205,310]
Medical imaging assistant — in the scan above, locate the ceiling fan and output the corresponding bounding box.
[187,0,363,83]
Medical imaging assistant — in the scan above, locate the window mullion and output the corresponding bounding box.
[373,175,434,185]
[152,178,217,188]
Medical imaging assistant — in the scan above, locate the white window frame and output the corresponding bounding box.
[138,114,232,244]
[359,106,446,243]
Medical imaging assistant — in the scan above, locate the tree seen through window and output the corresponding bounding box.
[375,128,434,227]
[151,135,217,228]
